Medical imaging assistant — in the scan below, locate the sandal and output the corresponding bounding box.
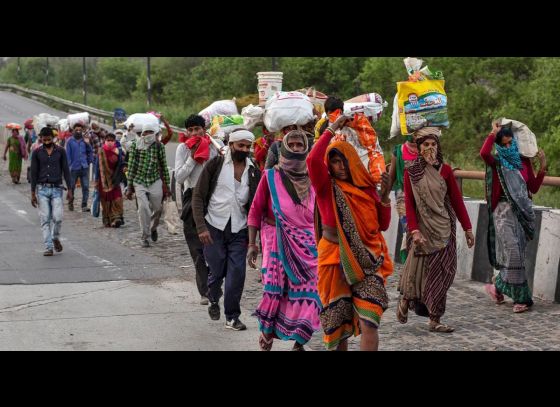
[513,304,529,313]
[396,298,409,324]
[429,322,455,333]
[259,333,273,351]
[292,342,305,351]
[485,284,505,305]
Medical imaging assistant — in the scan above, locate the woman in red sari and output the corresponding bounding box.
[97,133,125,228]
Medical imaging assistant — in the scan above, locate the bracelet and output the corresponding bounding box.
[325,127,335,135]
[465,229,472,233]
[248,243,259,249]
[380,200,391,207]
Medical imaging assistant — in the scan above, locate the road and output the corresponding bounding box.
[2,90,560,351]
[0,90,292,351]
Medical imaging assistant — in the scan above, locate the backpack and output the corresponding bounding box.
[113,108,127,130]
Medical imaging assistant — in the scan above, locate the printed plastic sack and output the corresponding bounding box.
[397,79,448,135]
[344,97,387,123]
[497,118,538,158]
[241,104,264,130]
[124,113,160,133]
[199,99,238,128]
[263,91,315,133]
[209,115,245,140]
[67,112,90,130]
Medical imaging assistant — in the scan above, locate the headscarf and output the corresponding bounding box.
[495,138,522,170]
[228,129,255,143]
[275,130,311,205]
[409,130,444,184]
[325,140,377,189]
[137,123,159,150]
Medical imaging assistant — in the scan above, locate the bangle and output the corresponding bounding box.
[248,243,259,249]
[325,127,335,135]
[465,229,472,233]
[380,200,391,207]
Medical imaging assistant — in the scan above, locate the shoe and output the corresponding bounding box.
[43,249,54,256]
[53,239,63,253]
[68,203,74,211]
[225,318,247,331]
[82,207,91,213]
[141,240,150,248]
[292,342,305,351]
[200,296,209,305]
[151,230,158,242]
[208,302,220,320]
[113,219,123,228]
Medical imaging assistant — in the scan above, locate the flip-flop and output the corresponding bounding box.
[396,299,408,324]
[259,333,273,351]
[429,323,455,333]
[513,304,529,313]
[485,284,505,304]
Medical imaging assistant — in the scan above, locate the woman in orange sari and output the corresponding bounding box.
[307,114,393,351]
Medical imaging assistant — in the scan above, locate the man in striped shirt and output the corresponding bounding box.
[126,123,171,248]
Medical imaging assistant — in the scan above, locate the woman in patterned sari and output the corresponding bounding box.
[481,122,547,313]
[396,128,475,333]
[97,133,125,228]
[248,130,322,351]
[307,115,393,351]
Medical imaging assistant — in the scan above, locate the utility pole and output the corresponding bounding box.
[83,57,87,105]
[147,57,152,107]
[17,57,21,82]
[271,57,278,71]
[45,57,49,86]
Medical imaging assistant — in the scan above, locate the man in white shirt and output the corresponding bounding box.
[192,129,261,331]
[175,115,219,305]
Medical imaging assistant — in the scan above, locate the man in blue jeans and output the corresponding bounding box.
[65,123,92,212]
[30,128,73,256]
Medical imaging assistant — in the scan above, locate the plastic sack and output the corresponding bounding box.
[6,123,22,130]
[390,94,401,139]
[34,113,60,133]
[344,100,387,123]
[163,197,181,235]
[67,112,90,130]
[295,87,328,116]
[397,79,448,135]
[263,91,315,133]
[331,112,386,183]
[241,104,264,130]
[123,113,160,133]
[497,118,538,158]
[57,119,69,132]
[199,99,238,128]
[209,114,245,140]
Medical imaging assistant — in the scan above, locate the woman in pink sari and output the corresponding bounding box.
[247,130,322,351]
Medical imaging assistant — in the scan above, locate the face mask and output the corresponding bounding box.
[231,148,249,162]
[74,131,83,139]
[143,134,156,144]
[421,146,437,164]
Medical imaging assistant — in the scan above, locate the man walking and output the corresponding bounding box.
[30,127,73,256]
[192,129,260,331]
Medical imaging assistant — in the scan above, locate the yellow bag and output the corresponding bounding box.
[397,79,448,135]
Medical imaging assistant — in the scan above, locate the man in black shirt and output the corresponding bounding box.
[30,127,73,256]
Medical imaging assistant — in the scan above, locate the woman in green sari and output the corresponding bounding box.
[3,128,28,184]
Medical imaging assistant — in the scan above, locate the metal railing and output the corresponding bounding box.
[0,83,186,135]
[453,169,560,192]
